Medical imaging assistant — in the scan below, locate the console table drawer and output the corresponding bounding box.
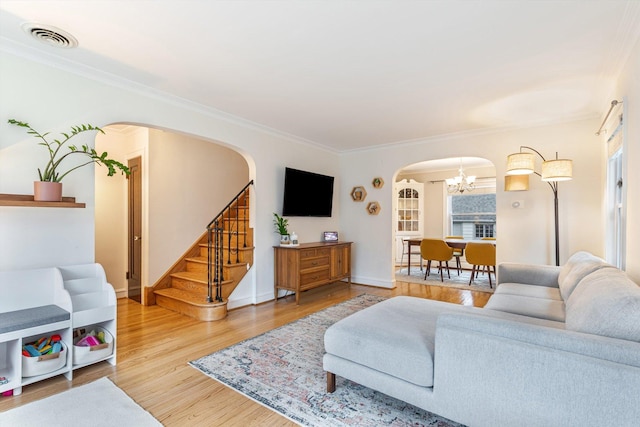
[300,269,331,288]
[300,256,330,271]
[299,247,331,259]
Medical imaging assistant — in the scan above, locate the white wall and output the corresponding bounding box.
[340,119,603,288]
[1,38,638,297]
[0,51,340,306]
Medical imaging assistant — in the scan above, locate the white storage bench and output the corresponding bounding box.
[0,264,116,396]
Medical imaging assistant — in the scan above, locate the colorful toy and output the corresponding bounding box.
[76,335,101,347]
[24,345,41,357]
[22,334,65,357]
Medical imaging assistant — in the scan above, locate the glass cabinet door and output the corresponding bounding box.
[395,179,423,236]
[394,179,423,263]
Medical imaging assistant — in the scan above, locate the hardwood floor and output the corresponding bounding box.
[0,280,490,425]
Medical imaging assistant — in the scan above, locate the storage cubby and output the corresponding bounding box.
[60,264,117,369]
[0,263,116,395]
[0,340,20,394]
[21,329,72,386]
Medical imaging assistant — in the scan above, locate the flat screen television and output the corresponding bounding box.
[282,167,334,217]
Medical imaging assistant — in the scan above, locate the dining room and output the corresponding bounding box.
[393,157,498,292]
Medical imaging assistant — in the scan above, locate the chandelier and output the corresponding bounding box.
[446,161,476,194]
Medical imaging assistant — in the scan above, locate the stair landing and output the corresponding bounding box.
[154,288,227,321]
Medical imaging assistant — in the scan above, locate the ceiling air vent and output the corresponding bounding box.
[22,23,78,49]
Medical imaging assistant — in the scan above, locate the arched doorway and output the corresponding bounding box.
[392,157,496,284]
[94,124,251,303]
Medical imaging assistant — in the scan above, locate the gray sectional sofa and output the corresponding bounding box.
[323,251,640,426]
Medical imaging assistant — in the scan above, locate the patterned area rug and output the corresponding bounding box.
[190,294,462,427]
[395,266,495,293]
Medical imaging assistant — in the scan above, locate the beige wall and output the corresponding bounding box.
[95,126,249,297]
[147,128,249,285]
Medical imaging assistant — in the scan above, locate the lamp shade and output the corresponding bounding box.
[504,175,529,191]
[541,159,572,181]
[506,152,535,175]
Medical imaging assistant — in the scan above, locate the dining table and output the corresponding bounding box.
[404,238,492,275]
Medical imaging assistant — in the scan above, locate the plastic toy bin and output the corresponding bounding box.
[72,326,113,366]
[22,342,67,377]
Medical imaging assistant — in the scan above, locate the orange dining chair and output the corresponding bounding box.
[479,237,496,274]
[445,235,464,275]
[420,238,454,282]
[465,242,496,288]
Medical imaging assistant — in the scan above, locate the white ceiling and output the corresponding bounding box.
[1,1,639,153]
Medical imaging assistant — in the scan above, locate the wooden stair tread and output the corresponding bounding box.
[195,245,255,251]
[154,288,226,307]
[185,257,250,269]
[171,270,234,285]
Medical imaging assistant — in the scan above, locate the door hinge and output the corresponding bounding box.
[126,271,130,280]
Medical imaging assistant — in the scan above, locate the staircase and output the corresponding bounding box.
[152,181,254,321]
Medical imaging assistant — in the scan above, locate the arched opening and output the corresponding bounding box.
[392,157,497,295]
[94,124,252,304]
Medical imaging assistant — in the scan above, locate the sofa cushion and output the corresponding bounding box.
[557,251,610,301]
[495,282,562,301]
[483,294,565,322]
[566,268,640,342]
[324,296,471,387]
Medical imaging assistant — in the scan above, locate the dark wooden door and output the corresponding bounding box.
[128,156,142,303]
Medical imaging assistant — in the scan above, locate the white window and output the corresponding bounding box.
[604,110,626,269]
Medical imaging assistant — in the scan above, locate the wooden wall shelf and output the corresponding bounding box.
[0,194,86,208]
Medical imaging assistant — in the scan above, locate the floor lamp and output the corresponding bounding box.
[505,146,573,266]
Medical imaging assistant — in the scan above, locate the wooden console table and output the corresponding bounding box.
[274,241,352,304]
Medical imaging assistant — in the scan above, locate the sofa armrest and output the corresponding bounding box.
[497,262,560,287]
[432,313,640,426]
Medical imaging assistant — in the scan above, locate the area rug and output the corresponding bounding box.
[189,294,463,427]
[0,377,162,427]
[395,266,495,293]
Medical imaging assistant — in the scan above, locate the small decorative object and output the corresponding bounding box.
[372,177,384,188]
[290,231,299,246]
[323,231,338,241]
[367,201,381,215]
[8,119,130,201]
[273,212,290,245]
[351,186,367,202]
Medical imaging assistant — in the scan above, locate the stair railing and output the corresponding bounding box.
[206,180,253,303]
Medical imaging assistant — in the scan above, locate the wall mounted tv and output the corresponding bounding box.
[282,167,334,217]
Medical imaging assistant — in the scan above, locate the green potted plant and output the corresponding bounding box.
[8,119,130,201]
[273,212,290,245]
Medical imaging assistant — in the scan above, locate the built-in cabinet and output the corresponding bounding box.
[274,242,352,305]
[394,179,424,264]
[0,264,116,396]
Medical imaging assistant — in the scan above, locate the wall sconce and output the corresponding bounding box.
[504,175,529,191]
[505,146,573,266]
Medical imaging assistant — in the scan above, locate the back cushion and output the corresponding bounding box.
[565,268,640,342]
[558,251,610,301]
